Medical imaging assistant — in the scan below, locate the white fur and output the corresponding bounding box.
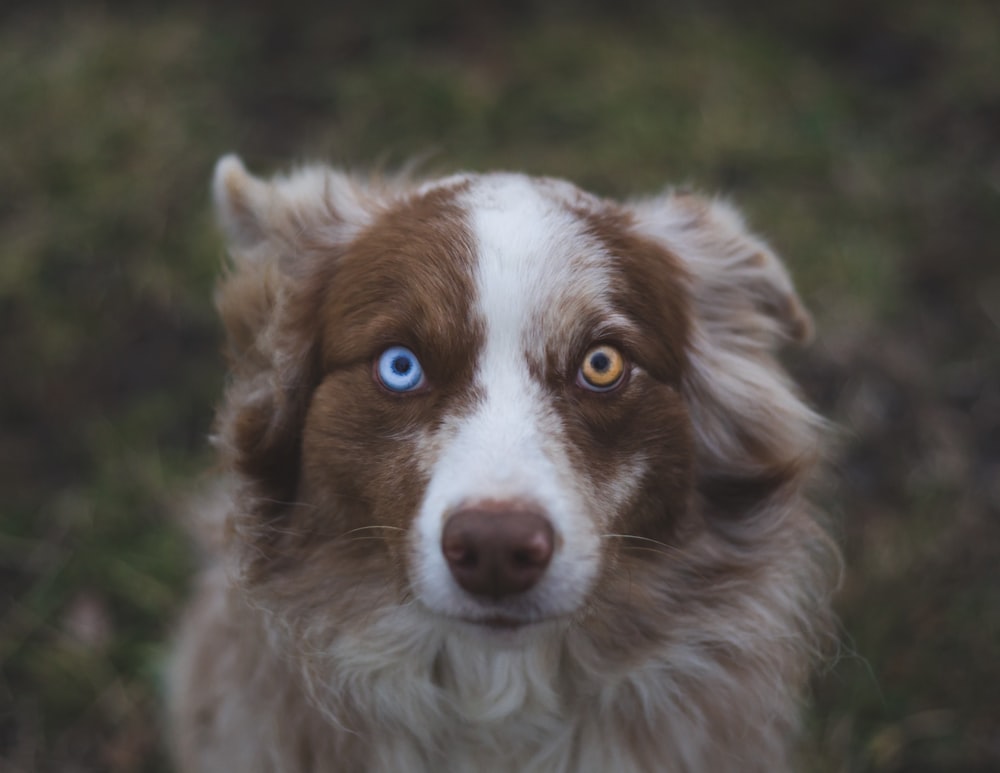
[412,175,646,625]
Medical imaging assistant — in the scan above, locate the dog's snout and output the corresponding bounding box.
[441,505,555,600]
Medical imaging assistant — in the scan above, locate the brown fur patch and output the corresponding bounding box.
[579,205,692,383]
[212,179,483,599]
[284,184,482,601]
[538,203,698,550]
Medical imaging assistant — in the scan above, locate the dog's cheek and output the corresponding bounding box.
[563,380,695,538]
[627,386,696,538]
[299,371,431,554]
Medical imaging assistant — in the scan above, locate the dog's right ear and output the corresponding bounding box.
[213,154,273,251]
[212,156,286,361]
[213,154,370,254]
[209,156,376,560]
[211,154,376,365]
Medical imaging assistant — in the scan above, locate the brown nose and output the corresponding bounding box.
[441,505,555,600]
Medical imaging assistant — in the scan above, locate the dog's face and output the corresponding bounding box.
[212,157,818,643]
[301,174,696,629]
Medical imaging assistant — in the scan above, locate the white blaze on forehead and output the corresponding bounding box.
[412,175,625,619]
[465,174,616,361]
[462,173,619,501]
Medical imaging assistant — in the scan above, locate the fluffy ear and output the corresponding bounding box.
[212,153,375,254]
[208,156,375,561]
[213,154,274,250]
[632,192,812,348]
[212,156,280,361]
[630,192,822,513]
[210,154,375,363]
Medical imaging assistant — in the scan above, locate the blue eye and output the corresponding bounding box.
[376,346,425,392]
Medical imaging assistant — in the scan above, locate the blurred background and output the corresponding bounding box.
[1,0,998,770]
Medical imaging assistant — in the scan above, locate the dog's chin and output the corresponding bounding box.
[462,618,564,648]
[431,608,568,645]
[477,615,535,630]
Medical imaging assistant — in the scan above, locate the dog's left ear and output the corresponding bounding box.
[629,192,821,511]
[631,192,812,348]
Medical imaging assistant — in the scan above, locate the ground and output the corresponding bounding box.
[1,1,998,770]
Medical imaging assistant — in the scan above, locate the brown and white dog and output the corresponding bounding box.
[168,156,836,772]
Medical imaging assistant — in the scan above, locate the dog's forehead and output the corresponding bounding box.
[457,174,621,353]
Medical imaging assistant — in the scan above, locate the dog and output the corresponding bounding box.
[167,155,837,772]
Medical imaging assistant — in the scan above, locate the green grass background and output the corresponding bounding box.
[2,1,998,770]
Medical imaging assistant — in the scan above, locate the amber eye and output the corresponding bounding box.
[578,344,627,391]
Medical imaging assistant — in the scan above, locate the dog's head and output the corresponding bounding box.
[211,156,822,646]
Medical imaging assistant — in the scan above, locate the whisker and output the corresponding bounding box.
[251,491,370,509]
[601,533,672,548]
[341,525,407,537]
[244,522,408,542]
[600,533,695,560]
[252,497,320,509]
[609,545,680,558]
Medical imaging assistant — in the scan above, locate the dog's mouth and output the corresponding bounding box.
[478,615,531,630]
[457,611,566,633]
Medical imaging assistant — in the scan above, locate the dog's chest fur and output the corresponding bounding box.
[176,572,798,772]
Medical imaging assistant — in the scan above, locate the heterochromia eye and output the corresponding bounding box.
[578,344,627,391]
[376,346,425,392]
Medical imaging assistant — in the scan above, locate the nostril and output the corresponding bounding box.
[443,541,478,569]
[441,505,555,600]
[511,533,551,567]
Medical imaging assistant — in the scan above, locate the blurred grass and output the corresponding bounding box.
[1,1,998,770]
